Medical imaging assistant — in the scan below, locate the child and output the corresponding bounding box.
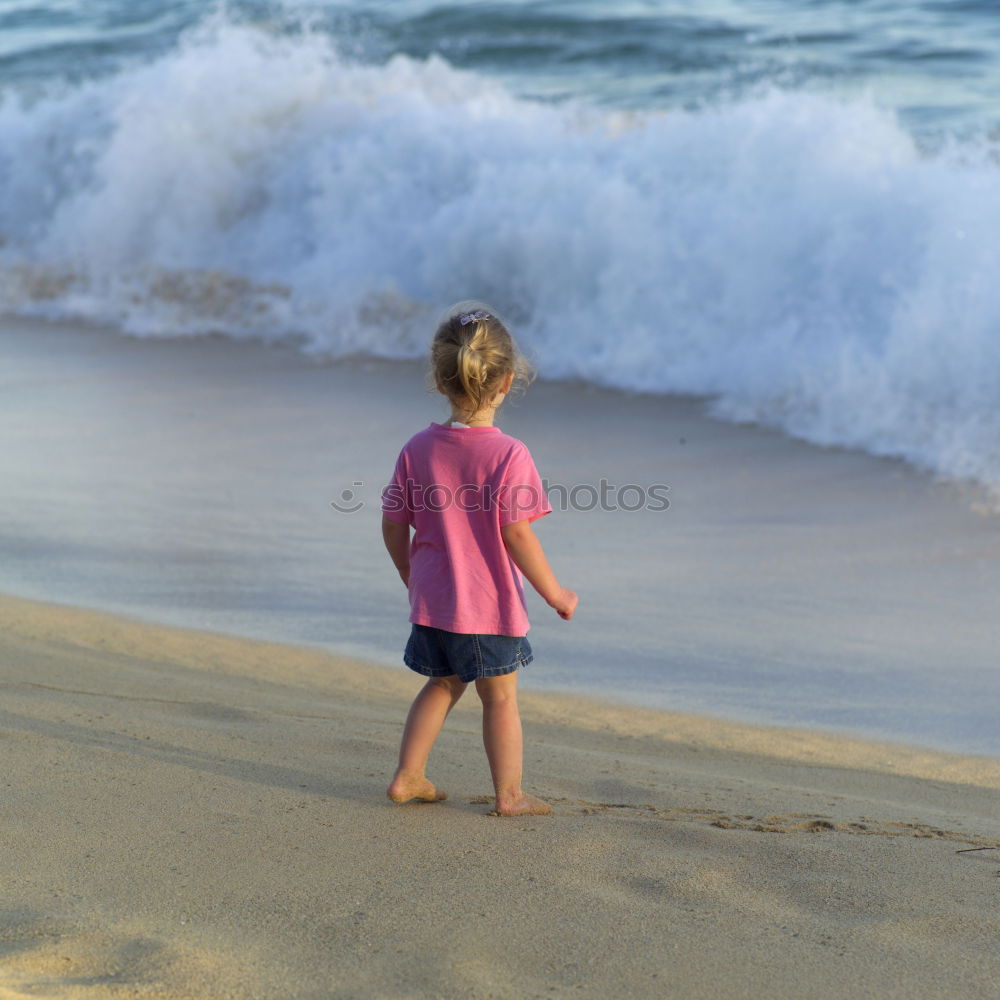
[381,303,577,817]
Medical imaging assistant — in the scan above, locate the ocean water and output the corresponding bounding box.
[2,5,999,756]
[0,1,998,497]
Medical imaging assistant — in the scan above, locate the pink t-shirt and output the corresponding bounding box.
[382,423,551,636]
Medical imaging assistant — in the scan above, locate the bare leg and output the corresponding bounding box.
[388,675,467,803]
[476,672,551,816]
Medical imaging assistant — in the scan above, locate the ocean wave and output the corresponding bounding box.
[1,20,999,495]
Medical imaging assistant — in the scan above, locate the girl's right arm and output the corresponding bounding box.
[500,519,577,620]
[382,515,411,587]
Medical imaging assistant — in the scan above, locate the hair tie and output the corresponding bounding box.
[458,310,490,326]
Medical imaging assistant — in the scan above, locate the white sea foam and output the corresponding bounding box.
[1,21,998,494]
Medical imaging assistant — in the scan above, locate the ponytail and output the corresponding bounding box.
[431,304,532,420]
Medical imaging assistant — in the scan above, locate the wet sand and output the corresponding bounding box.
[1,317,998,753]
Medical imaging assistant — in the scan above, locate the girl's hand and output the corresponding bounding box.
[500,520,576,621]
[549,588,578,621]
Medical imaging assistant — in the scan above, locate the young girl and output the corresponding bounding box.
[381,303,577,817]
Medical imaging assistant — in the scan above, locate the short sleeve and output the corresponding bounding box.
[381,448,412,525]
[498,443,552,527]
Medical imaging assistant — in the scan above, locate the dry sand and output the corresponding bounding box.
[1,592,997,999]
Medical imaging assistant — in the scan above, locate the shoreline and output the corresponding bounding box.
[2,590,998,998]
[2,316,999,757]
[4,590,998,784]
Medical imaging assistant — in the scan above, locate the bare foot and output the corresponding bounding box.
[491,793,552,817]
[387,773,447,804]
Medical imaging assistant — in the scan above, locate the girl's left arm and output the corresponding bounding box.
[381,516,411,587]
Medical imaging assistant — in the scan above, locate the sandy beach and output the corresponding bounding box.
[1,592,998,999]
[1,320,998,997]
[4,3,1000,993]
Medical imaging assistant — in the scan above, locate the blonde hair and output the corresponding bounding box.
[431,302,532,420]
